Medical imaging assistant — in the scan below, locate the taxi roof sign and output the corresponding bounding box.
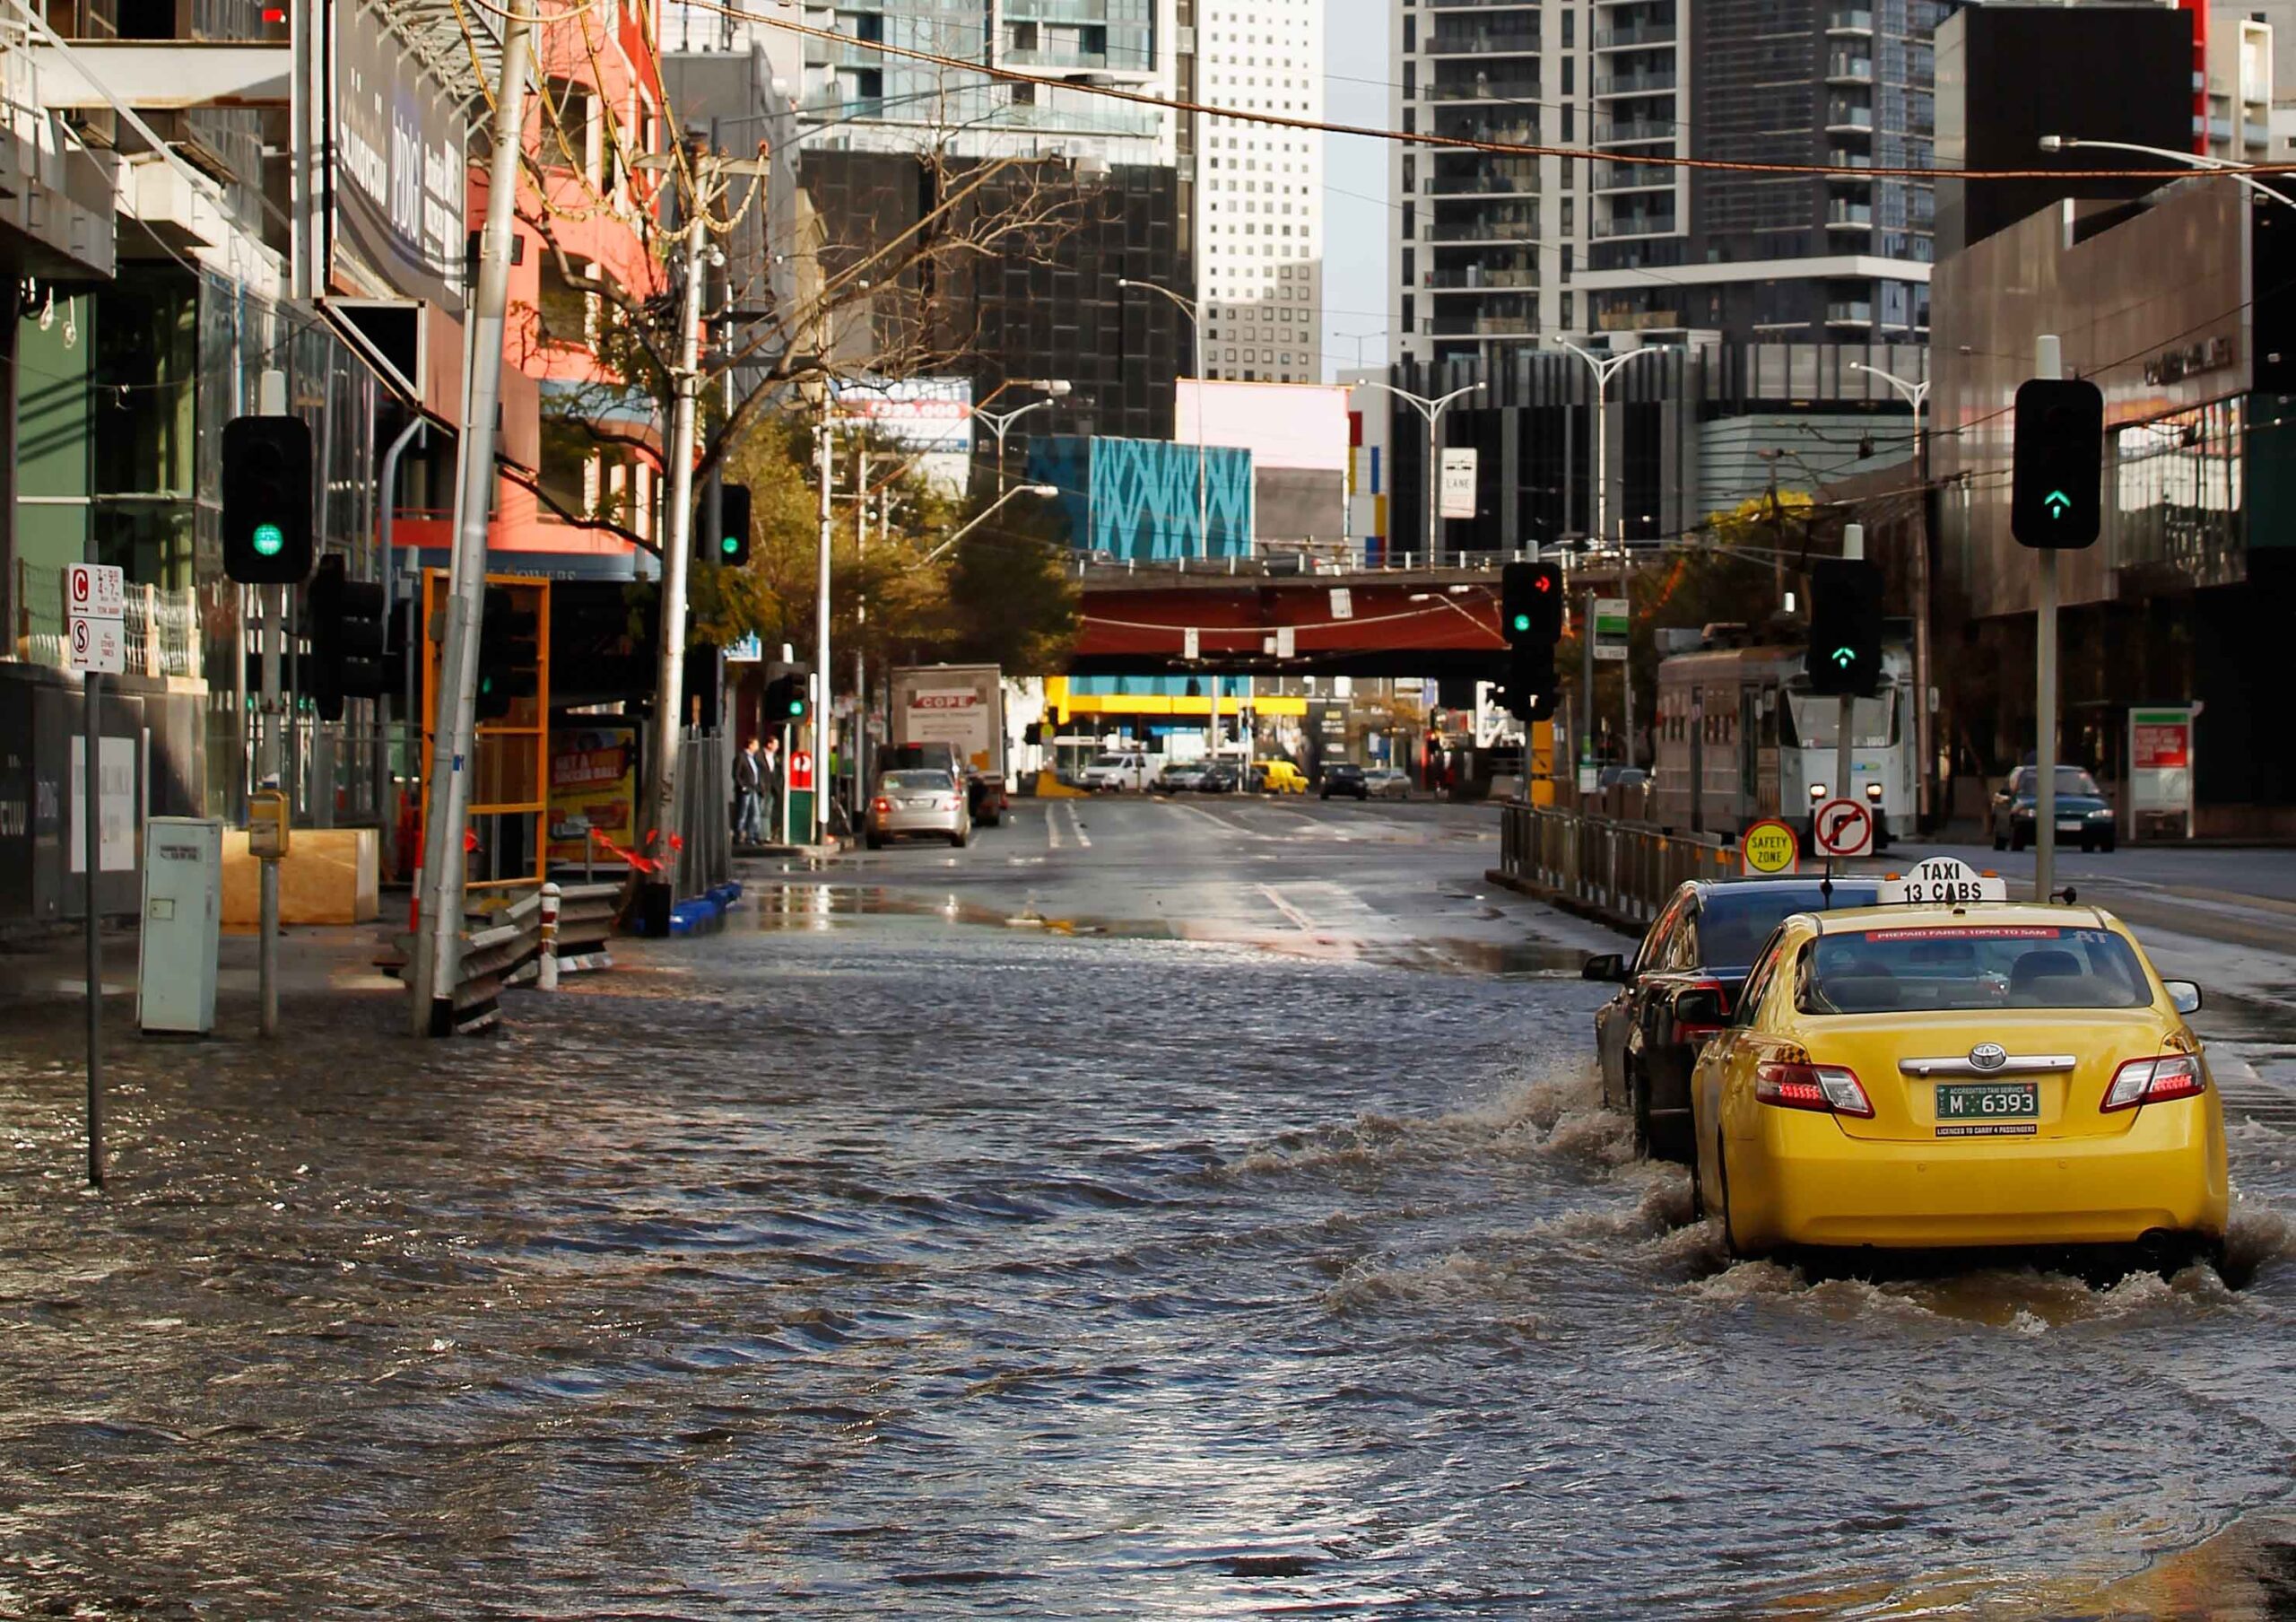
[1878,856,2008,906]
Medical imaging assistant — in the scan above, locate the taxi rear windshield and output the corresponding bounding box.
[1797,926,2152,1014]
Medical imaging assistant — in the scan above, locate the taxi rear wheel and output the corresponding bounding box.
[1717,1129,1747,1260]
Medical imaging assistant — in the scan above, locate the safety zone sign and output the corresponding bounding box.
[1740,818,1799,875]
[1812,798,1874,859]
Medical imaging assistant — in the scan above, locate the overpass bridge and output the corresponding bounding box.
[1065,554,1636,677]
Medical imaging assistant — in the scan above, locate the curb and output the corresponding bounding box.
[1483,868,1641,938]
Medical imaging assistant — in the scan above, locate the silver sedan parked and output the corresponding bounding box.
[1363,767,1413,800]
[865,768,971,849]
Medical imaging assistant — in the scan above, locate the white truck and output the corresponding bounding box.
[888,663,1007,825]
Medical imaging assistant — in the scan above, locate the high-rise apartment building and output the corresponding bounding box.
[1390,0,1944,366]
[1195,0,1324,381]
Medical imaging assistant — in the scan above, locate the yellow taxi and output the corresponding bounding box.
[1251,760,1309,794]
[1690,858,2226,1262]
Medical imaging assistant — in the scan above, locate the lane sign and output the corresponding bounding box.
[1741,818,1799,876]
[1879,856,2007,906]
[1812,798,1874,858]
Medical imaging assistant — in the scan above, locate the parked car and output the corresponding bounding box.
[1155,760,1209,793]
[1320,762,1370,800]
[865,768,971,850]
[1584,876,1881,1162]
[1363,767,1413,800]
[1079,750,1153,791]
[1597,765,1653,792]
[1198,762,1241,794]
[1251,760,1309,795]
[1990,764,2117,852]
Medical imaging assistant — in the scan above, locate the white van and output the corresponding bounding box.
[1078,750,1152,791]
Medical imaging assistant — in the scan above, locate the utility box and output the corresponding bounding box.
[139,817,222,1035]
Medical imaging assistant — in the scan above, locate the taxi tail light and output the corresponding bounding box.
[2101,1054,2205,1112]
[1755,1060,1874,1118]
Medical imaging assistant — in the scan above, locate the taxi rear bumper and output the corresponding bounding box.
[1732,1102,2229,1251]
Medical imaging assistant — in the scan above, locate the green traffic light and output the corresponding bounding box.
[252,522,284,558]
[786,700,803,717]
[1831,646,1855,667]
[2044,489,2071,519]
[1510,613,1531,632]
[721,534,738,556]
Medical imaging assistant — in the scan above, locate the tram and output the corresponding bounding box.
[1649,634,1915,849]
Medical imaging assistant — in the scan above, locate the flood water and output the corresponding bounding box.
[1,897,2293,1617]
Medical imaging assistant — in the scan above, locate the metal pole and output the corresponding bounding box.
[412,15,531,1035]
[1425,406,1440,568]
[1581,588,1596,796]
[645,157,712,904]
[1837,522,1863,819]
[2035,335,2062,902]
[1910,390,1934,833]
[375,414,423,882]
[83,669,102,1188]
[815,417,833,844]
[854,445,867,814]
[260,580,281,1039]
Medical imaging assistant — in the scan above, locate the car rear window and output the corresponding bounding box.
[883,771,953,791]
[1699,884,1880,966]
[1796,925,2152,1014]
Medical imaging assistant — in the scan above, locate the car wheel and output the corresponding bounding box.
[949,829,969,848]
[1648,1109,1694,1167]
[2079,835,2094,853]
[1630,1064,1655,1159]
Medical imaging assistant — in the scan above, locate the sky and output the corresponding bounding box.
[1321,0,1392,380]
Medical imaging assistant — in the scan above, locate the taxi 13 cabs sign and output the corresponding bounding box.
[1881,857,2008,906]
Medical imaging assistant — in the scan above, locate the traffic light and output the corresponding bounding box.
[474,586,540,722]
[305,556,388,722]
[710,484,752,567]
[2010,378,2104,548]
[222,415,314,583]
[1805,557,1884,697]
[1501,560,1564,645]
[762,658,811,726]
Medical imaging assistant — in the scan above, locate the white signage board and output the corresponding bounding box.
[1812,798,1874,859]
[69,736,136,874]
[1593,597,1630,662]
[1183,626,1200,661]
[68,562,126,620]
[69,615,126,675]
[1439,449,1478,519]
[1879,856,2008,906]
[67,562,126,676]
[2128,705,2196,838]
[1328,587,1353,621]
[725,632,762,664]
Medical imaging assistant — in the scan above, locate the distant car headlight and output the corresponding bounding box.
[2087,807,2113,819]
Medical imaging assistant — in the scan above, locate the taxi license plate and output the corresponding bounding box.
[1936,1081,2039,1136]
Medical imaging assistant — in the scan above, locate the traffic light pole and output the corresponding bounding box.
[412,15,531,1036]
[2034,335,2062,903]
[1835,523,1862,822]
[255,370,286,1040]
[643,154,713,913]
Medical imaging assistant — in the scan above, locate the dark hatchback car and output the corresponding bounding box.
[1198,762,1241,793]
[1583,876,1880,1162]
[1320,762,1369,800]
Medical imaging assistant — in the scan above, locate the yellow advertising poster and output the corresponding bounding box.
[548,726,638,864]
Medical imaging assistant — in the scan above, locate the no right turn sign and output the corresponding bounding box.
[1812,798,1874,859]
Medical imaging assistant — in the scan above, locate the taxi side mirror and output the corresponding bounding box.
[2161,979,2203,1016]
[1582,953,1629,983]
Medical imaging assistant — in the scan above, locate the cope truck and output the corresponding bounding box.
[888,663,1007,826]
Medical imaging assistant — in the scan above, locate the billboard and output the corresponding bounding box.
[326,0,467,316]
[547,726,639,866]
[831,377,974,495]
[1177,380,1350,472]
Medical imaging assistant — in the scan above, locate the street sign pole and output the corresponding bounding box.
[83,667,102,1188]
[2033,336,2062,904]
[259,580,282,1038]
[1836,523,1863,815]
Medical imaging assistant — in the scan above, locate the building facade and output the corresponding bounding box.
[1389,0,1942,369]
[1196,0,1322,382]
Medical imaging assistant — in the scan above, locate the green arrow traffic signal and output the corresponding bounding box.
[2044,489,2071,519]
[1831,646,1855,667]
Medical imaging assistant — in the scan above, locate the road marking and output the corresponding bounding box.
[1045,806,1065,850]
[1065,803,1092,849]
[1257,884,1317,932]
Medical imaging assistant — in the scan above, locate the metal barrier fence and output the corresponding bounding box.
[674,729,731,899]
[1498,802,1742,932]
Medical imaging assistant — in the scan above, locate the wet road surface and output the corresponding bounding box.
[2,798,2294,1617]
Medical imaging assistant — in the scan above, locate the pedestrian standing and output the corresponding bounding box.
[760,734,782,842]
[733,737,765,845]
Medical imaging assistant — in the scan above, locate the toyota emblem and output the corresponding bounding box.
[1969,1042,2008,1072]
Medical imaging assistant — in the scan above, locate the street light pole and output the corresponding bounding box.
[923,484,1059,566]
[2037,134,2296,212]
[1850,358,1935,833]
[1561,342,1666,768]
[978,397,1061,497]
[1355,379,1485,565]
[1118,278,1207,561]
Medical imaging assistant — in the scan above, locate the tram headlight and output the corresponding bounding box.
[1865,782,1883,802]
[1808,781,1827,802]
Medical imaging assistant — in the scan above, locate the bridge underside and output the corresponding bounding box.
[1069,574,1509,679]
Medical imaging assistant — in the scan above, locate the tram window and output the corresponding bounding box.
[1782,689,1900,749]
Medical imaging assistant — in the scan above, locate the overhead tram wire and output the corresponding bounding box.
[454,0,2296,186]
